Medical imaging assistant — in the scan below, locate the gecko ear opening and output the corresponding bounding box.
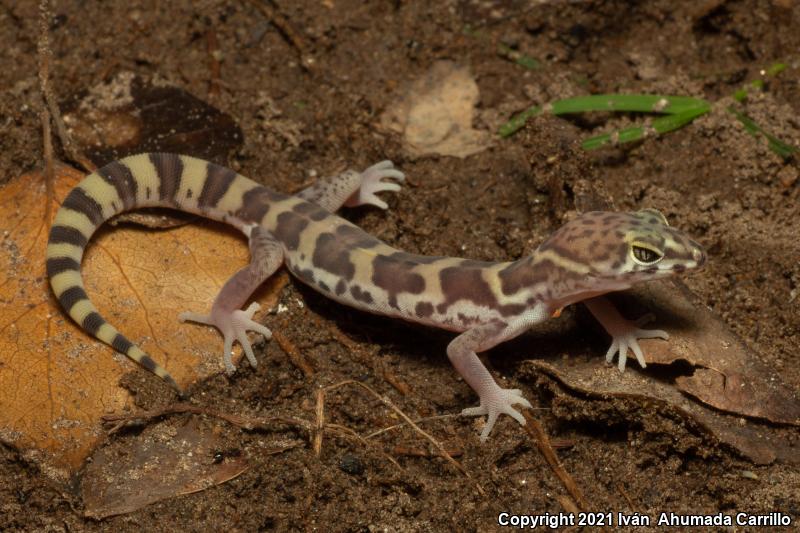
[637,208,669,226]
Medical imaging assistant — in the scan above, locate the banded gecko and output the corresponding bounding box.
[46,154,706,440]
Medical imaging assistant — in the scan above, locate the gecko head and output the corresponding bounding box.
[536,209,706,290]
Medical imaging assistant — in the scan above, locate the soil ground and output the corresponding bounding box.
[1,0,799,531]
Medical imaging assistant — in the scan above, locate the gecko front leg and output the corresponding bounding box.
[447,322,532,442]
[583,296,669,372]
[297,161,404,212]
[180,226,282,373]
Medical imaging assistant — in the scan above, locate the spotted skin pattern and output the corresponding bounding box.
[46,154,706,440]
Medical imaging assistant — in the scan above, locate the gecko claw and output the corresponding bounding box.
[180,302,272,374]
[604,315,668,372]
[345,161,405,210]
[461,387,531,442]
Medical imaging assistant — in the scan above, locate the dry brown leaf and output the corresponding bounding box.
[520,280,800,465]
[380,61,491,158]
[622,281,800,426]
[81,418,249,519]
[63,72,243,165]
[0,164,284,478]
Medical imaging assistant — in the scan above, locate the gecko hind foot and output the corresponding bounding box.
[344,161,405,210]
[461,387,532,442]
[179,302,272,374]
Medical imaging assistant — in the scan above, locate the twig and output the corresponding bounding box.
[273,329,315,377]
[322,379,485,495]
[522,411,589,511]
[616,481,638,512]
[37,0,93,172]
[364,414,458,439]
[246,0,314,69]
[39,102,54,223]
[392,445,463,458]
[104,401,405,473]
[313,387,325,456]
[325,423,403,471]
[311,313,411,395]
[101,402,312,433]
[206,26,221,100]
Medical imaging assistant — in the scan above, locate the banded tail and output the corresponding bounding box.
[46,153,265,392]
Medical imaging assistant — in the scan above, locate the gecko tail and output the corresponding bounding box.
[45,160,182,394]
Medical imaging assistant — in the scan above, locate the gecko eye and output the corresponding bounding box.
[631,244,663,265]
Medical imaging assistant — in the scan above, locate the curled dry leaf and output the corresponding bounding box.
[0,164,283,477]
[63,72,244,229]
[521,279,800,465]
[81,418,249,519]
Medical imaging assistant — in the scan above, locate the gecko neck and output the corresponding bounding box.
[493,251,632,316]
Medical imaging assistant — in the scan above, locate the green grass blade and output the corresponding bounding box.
[499,94,710,137]
[727,107,797,159]
[549,94,708,115]
[497,43,541,70]
[498,105,543,137]
[582,107,710,150]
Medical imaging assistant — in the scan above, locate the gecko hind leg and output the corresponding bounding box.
[297,161,405,212]
[180,226,283,374]
[447,323,532,442]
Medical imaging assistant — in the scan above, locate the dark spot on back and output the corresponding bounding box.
[389,252,444,265]
[294,267,316,285]
[415,301,434,318]
[335,280,347,295]
[437,267,498,314]
[235,186,279,225]
[498,258,549,295]
[371,255,425,309]
[273,211,309,251]
[334,224,382,249]
[350,285,374,304]
[312,233,355,280]
[293,201,331,221]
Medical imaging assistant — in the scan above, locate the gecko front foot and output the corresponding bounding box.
[604,313,668,372]
[462,387,532,442]
[179,302,272,374]
[344,161,405,210]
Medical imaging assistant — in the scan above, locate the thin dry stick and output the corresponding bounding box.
[39,104,54,222]
[273,329,315,377]
[246,0,314,69]
[37,0,94,173]
[312,387,325,456]
[206,27,221,99]
[322,379,485,496]
[522,411,589,511]
[325,423,403,471]
[364,414,458,440]
[101,403,312,433]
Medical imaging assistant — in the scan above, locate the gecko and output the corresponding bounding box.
[46,153,706,441]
